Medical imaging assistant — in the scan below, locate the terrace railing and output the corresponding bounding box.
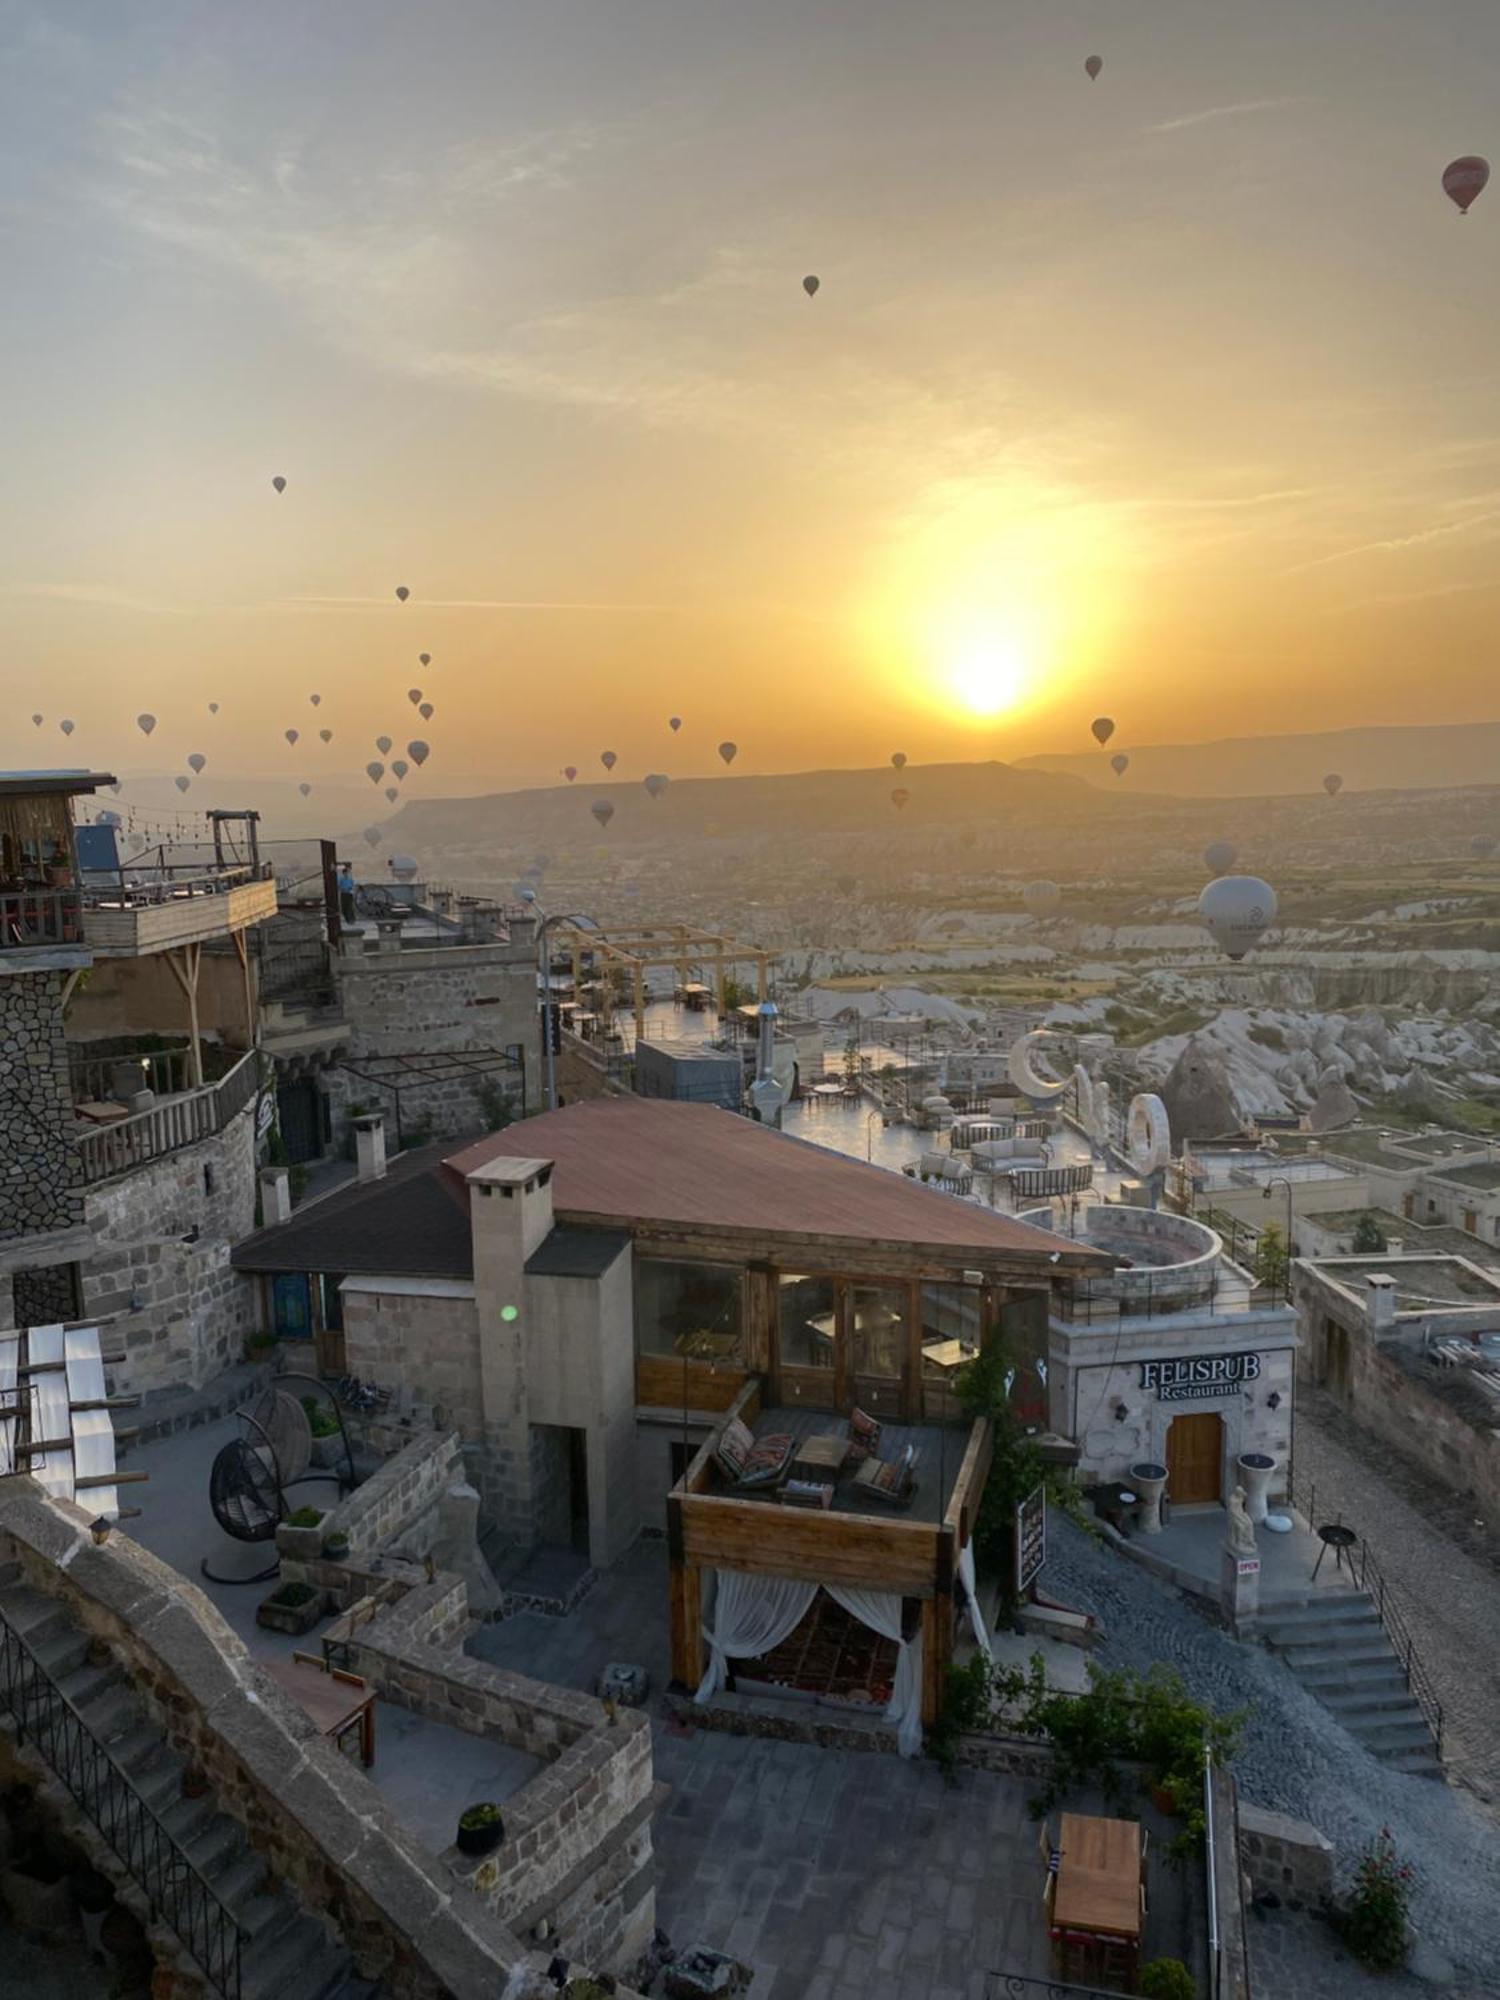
[75,1049,261,1185]
[70,1043,195,1103]
[983,1977,1123,1998]
[0,1603,245,1998]
[80,861,270,911]
[0,885,83,950]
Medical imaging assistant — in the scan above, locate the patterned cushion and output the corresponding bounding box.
[714,1417,754,1481]
[849,1407,882,1455]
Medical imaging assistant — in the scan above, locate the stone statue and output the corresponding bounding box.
[1226,1485,1258,1556]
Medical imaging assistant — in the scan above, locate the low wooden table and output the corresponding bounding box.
[920,1338,972,1373]
[263,1656,376,1767]
[1052,1811,1142,1947]
[792,1432,850,1480]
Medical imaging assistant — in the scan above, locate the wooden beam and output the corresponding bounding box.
[231,927,256,1050]
[678,1491,941,1594]
[921,1592,952,1727]
[944,1417,993,1551]
[668,1543,703,1690]
[162,941,204,1086]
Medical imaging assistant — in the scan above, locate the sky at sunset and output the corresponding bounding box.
[3,0,1498,800]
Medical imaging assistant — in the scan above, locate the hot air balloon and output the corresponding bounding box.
[384,786,399,802]
[391,759,408,780]
[59,719,74,736]
[601,750,618,771]
[272,475,286,493]
[319,728,332,744]
[418,702,434,721]
[96,810,121,828]
[366,761,385,784]
[644,773,669,799]
[407,740,429,767]
[408,689,422,706]
[309,693,321,707]
[1443,156,1490,215]
[1023,880,1061,916]
[175,776,191,794]
[669,716,682,732]
[803,275,820,297]
[1085,54,1102,79]
[1111,753,1129,777]
[836,874,857,896]
[1091,717,1115,746]
[891,751,907,771]
[1472,835,1496,859]
[395,586,410,602]
[373,737,391,757]
[31,714,43,727]
[563,765,578,783]
[299,782,312,797]
[419,653,430,667]
[208,702,219,715]
[1323,773,1342,797]
[591,800,615,828]
[137,714,157,737]
[890,787,910,811]
[187,753,206,774]
[1198,875,1277,961]
[718,741,738,766]
[285,729,299,746]
[1204,841,1237,875]
[364,826,383,847]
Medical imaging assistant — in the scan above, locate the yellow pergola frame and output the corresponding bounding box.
[554,920,775,1047]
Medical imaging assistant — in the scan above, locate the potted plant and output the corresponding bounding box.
[456,1803,505,1858]
[275,1506,327,1562]
[255,1579,326,1636]
[322,1529,351,1563]
[1139,1960,1197,2000]
[1339,1827,1412,1972]
[303,1396,344,1470]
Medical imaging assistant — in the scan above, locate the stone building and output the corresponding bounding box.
[0,770,275,1394]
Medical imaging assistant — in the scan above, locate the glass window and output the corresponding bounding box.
[920,1282,981,1420]
[999,1291,1050,1427]
[777,1274,837,1373]
[633,1259,744,1362]
[849,1284,906,1410]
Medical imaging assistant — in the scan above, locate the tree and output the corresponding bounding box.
[1256,1221,1288,1294]
[1351,1211,1388,1254]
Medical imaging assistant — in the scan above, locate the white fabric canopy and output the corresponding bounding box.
[957,1537,992,1661]
[695,1571,816,1703]
[827,1584,924,1758]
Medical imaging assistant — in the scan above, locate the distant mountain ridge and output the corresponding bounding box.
[1017,719,1500,798]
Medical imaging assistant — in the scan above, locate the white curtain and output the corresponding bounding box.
[827,1585,925,1759]
[695,1571,817,1704]
[957,1537,992,1661]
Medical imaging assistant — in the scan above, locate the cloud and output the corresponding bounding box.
[1288,506,1500,573]
[1146,98,1301,136]
[281,595,692,613]
[0,581,199,616]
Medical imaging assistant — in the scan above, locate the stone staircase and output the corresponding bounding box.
[1261,1590,1445,1778]
[0,1567,369,1999]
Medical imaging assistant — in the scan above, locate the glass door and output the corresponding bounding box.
[847,1283,906,1420]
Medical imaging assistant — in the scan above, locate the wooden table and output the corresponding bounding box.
[1052,1812,1143,1942]
[792,1432,850,1479]
[920,1339,972,1373]
[263,1656,376,1767]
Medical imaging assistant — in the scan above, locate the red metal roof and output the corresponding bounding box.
[445,1099,1101,1268]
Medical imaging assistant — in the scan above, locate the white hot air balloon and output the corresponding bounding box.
[375,735,392,755]
[366,761,385,784]
[407,740,429,767]
[137,713,157,737]
[1198,875,1277,961]
[187,752,206,774]
[1023,880,1062,917]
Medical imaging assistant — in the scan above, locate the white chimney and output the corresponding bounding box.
[376,918,403,955]
[354,1113,387,1184]
[1386,1238,1403,1257]
[259,1165,291,1226]
[1366,1272,1397,1333]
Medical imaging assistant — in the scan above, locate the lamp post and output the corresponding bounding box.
[865,1107,883,1162]
[1263,1175,1295,1303]
[537,911,596,1113]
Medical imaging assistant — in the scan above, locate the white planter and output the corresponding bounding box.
[1129,1462,1169,1536]
[1237,1453,1276,1526]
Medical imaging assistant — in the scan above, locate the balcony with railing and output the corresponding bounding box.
[73,1048,262,1185]
[81,863,278,957]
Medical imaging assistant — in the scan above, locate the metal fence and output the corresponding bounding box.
[0,1605,245,1998]
[983,1977,1123,1998]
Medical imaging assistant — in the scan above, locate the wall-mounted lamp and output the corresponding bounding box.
[89,1517,112,1546]
[1113,1402,1131,1423]
[1266,1390,1282,1411]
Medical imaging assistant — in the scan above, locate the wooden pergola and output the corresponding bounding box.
[554,921,776,1048]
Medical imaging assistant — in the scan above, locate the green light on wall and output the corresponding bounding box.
[500,1305,519,1322]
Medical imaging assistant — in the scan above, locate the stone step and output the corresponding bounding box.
[1263,1606,1382,1644]
[1321,1684,1422,1721]
[1384,1746,1447,1779]
[1260,1588,1373,1624]
[240,1914,341,2000]
[1279,1638,1397,1673]
[1352,1714,1442,1753]
[0,1585,72,1639]
[56,1658,127,1713]
[1298,1659,1410,1696]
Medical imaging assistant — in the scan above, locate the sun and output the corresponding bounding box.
[944,630,1030,719]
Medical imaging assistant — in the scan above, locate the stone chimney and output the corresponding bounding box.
[259,1165,291,1226]
[1365,1271,1397,1333]
[376,918,403,955]
[354,1113,387,1184]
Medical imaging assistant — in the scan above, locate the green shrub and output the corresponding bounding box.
[1140,1959,1197,2000]
[459,1802,504,1831]
[301,1396,339,1439]
[286,1506,324,1528]
[268,1582,317,1608]
[1340,1828,1411,1972]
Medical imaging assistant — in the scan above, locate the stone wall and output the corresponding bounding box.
[341,1284,482,1440]
[555,1033,631,1103]
[1238,1801,1335,1908]
[83,1103,260,1397]
[1336,1331,1500,1534]
[315,1429,464,1558]
[330,939,538,1145]
[344,1579,657,1972]
[0,970,83,1242]
[0,1482,552,2000]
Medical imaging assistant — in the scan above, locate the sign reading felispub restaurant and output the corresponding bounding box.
[1140,1352,1261,1402]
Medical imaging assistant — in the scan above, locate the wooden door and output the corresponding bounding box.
[1166,1411,1223,1505]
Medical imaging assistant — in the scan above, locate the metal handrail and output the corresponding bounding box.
[0,1605,244,1998]
[984,1978,1123,1998]
[82,862,270,909]
[1204,1744,1221,1998]
[1354,1542,1446,1758]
